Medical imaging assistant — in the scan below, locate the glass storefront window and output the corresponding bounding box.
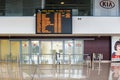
[0,39,85,65]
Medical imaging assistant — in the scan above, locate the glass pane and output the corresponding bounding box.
[11,41,20,62]
[41,41,51,54]
[52,41,63,53]
[40,54,53,64]
[22,41,29,54]
[40,41,52,64]
[22,41,29,64]
[0,40,9,61]
[71,40,84,64]
[31,41,39,64]
[31,54,38,64]
[65,40,73,54]
[62,54,70,64]
[53,41,63,64]
[64,40,73,64]
[31,41,39,55]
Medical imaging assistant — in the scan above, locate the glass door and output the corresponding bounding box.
[52,41,63,64]
[21,40,40,64]
[39,40,64,64]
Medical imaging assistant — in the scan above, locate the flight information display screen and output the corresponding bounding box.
[36,9,72,34]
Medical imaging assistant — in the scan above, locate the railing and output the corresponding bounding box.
[21,54,92,66]
[0,53,94,80]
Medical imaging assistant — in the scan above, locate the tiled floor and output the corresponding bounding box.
[0,62,119,80]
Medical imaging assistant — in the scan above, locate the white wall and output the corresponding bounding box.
[0,17,35,34]
[0,16,120,34]
[73,16,120,34]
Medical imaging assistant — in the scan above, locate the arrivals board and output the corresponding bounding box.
[36,9,72,34]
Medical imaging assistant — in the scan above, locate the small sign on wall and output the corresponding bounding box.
[36,9,72,34]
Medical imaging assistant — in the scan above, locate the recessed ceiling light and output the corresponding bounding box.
[60,1,64,4]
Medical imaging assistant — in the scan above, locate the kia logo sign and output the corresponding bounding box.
[100,0,115,9]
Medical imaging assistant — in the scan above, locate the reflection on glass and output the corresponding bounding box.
[109,63,120,80]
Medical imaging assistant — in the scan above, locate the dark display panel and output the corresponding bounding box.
[36,9,72,34]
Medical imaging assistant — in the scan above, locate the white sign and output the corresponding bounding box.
[93,0,119,16]
[73,16,120,34]
[100,0,115,9]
